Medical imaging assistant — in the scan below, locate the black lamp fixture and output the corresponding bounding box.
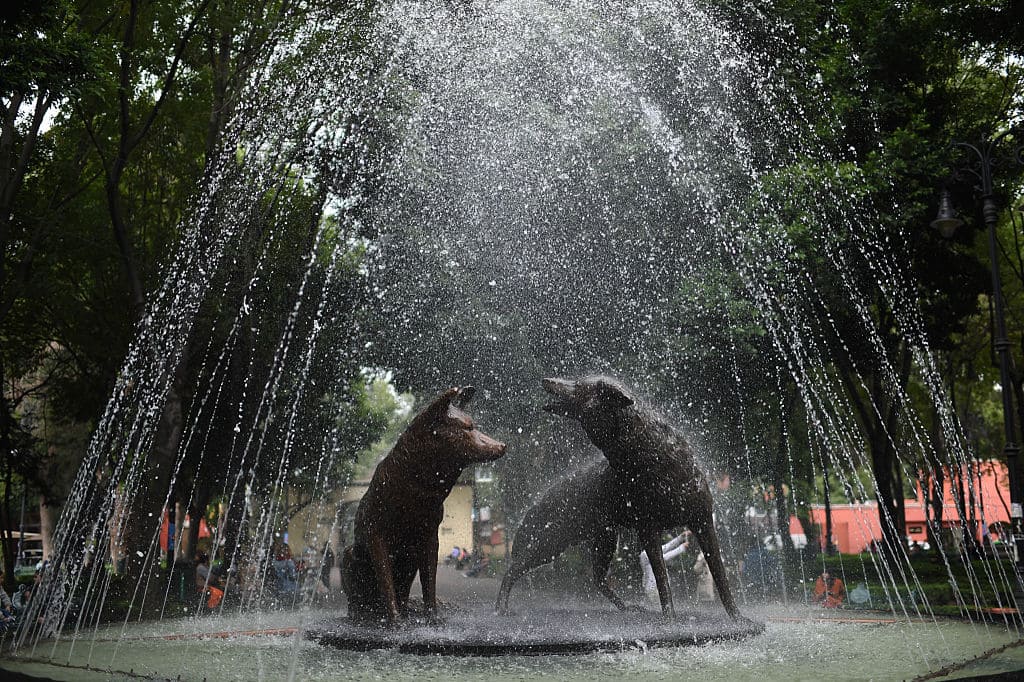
[930,187,964,238]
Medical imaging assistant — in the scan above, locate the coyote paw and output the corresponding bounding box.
[423,608,445,626]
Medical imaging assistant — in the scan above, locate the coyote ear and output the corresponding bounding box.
[427,387,461,415]
[454,386,476,409]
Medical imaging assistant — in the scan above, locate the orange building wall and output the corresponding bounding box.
[788,460,1011,553]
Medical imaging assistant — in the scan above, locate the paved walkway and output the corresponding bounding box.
[418,563,500,608]
[420,564,615,612]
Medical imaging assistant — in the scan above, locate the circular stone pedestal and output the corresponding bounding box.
[306,608,765,656]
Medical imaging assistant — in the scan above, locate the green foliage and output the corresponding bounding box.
[746,0,1019,545]
[811,552,1018,614]
[0,0,97,97]
[279,374,400,516]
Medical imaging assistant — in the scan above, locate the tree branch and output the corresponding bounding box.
[0,91,24,196]
[117,0,138,155]
[836,361,877,441]
[8,353,76,411]
[79,110,111,177]
[0,166,105,324]
[2,93,54,212]
[128,0,214,153]
[1001,210,1024,287]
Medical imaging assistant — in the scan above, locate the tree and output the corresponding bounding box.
[1,0,316,596]
[0,0,98,590]
[729,0,1024,558]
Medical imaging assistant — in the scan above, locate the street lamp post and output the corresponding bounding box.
[932,138,1023,566]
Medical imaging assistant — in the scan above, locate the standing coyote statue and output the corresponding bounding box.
[496,376,740,620]
[343,386,506,624]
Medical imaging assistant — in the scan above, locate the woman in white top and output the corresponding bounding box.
[638,534,689,605]
[692,550,715,602]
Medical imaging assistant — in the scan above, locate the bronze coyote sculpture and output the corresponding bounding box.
[343,386,506,624]
[496,376,740,619]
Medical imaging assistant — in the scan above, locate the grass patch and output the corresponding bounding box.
[798,552,1020,615]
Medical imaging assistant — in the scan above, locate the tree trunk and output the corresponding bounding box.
[799,462,821,554]
[0,353,14,591]
[822,450,835,554]
[926,403,946,553]
[947,461,966,553]
[968,460,979,552]
[109,483,127,573]
[220,487,247,581]
[870,431,904,559]
[1,91,53,323]
[976,461,987,552]
[205,16,234,163]
[962,462,980,557]
[122,348,190,578]
[931,466,945,547]
[894,461,906,546]
[173,500,185,564]
[838,334,912,561]
[771,386,796,557]
[186,479,212,564]
[0,466,14,592]
[1015,373,1024,486]
[39,495,58,560]
[104,163,147,317]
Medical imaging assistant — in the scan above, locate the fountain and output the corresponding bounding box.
[2,0,1023,679]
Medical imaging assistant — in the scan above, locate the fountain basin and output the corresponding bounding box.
[306,607,764,655]
[2,605,1022,681]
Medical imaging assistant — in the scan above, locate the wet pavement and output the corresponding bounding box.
[1,567,1022,681]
